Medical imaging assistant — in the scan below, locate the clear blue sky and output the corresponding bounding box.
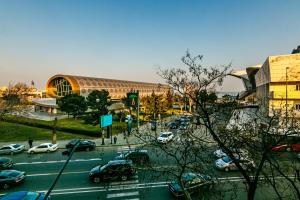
[1,0,300,91]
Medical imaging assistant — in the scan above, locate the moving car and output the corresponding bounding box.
[157,132,174,144]
[27,143,58,154]
[0,144,25,155]
[179,123,188,130]
[168,122,179,129]
[0,170,26,189]
[213,148,228,158]
[89,160,136,183]
[0,157,13,170]
[66,139,96,151]
[0,191,50,200]
[215,156,255,171]
[114,149,150,164]
[168,172,213,198]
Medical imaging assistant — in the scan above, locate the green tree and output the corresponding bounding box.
[85,90,111,125]
[59,93,87,119]
[165,89,173,109]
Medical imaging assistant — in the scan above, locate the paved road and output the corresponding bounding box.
[0,133,299,199]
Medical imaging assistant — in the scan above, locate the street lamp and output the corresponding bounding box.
[285,67,289,128]
[96,98,105,145]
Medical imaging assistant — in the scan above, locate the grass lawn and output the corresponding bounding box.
[2,115,128,137]
[0,121,96,142]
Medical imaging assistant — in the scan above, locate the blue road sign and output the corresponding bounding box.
[100,114,112,128]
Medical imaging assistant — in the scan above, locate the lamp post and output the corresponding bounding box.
[96,98,105,145]
[285,67,289,128]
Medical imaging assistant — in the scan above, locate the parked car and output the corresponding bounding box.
[215,156,255,171]
[168,172,213,198]
[27,143,58,154]
[66,139,96,151]
[0,157,13,170]
[0,191,50,200]
[114,149,150,164]
[297,153,300,160]
[0,144,25,155]
[157,132,174,144]
[89,160,136,183]
[213,148,248,158]
[0,170,26,189]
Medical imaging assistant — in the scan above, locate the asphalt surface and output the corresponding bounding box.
[0,127,299,200]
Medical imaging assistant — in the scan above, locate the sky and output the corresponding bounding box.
[1,0,300,92]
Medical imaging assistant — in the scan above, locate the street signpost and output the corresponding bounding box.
[99,114,113,145]
[127,91,140,132]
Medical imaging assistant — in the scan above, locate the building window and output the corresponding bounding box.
[296,85,300,91]
[53,78,72,97]
[295,104,300,110]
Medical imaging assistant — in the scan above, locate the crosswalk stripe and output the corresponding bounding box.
[107,191,139,199]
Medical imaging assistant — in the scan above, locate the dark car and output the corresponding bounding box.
[0,157,13,170]
[0,191,50,200]
[89,160,136,183]
[168,122,179,129]
[0,170,26,189]
[66,139,96,151]
[168,172,213,198]
[114,149,150,164]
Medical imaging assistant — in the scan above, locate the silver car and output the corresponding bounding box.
[0,144,25,155]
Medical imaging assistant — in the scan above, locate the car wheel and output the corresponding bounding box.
[225,167,229,172]
[30,151,34,154]
[10,151,14,155]
[121,175,128,181]
[47,150,50,153]
[86,148,90,152]
[287,147,291,152]
[3,183,9,190]
[93,177,100,183]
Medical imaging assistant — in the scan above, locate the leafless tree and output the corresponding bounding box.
[147,51,300,200]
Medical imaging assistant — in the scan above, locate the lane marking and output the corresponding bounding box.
[27,171,90,177]
[15,158,102,165]
[43,184,167,196]
[107,191,139,198]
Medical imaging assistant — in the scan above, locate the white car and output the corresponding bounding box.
[215,156,255,171]
[0,144,25,155]
[213,149,228,158]
[157,132,174,144]
[28,143,59,154]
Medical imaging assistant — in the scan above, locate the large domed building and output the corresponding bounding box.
[46,74,169,100]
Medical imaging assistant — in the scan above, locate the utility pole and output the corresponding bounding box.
[43,140,80,200]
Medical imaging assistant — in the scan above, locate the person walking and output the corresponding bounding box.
[28,139,33,148]
[113,135,117,144]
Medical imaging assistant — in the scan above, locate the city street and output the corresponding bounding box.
[0,140,299,200]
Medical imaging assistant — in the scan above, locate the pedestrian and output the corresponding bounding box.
[113,135,117,144]
[28,139,33,148]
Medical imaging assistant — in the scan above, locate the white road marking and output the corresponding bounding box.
[107,191,139,198]
[15,158,102,165]
[110,180,139,185]
[27,171,90,177]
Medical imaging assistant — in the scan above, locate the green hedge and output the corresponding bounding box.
[2,116,127,137]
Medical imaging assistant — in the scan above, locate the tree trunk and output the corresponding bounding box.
[248,183,257,200]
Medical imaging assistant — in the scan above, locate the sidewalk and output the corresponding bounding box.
[0,116,175,150]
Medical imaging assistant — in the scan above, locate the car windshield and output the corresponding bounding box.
[13,144,20,148]
[160,134,169,138]
[24,192,41,200]
[222,156,232,163]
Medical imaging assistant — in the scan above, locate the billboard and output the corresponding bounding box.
[100,114,112,128]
